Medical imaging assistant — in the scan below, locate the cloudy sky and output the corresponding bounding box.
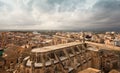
[0,0,120,30]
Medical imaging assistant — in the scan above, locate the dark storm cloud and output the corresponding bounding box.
[0,0,120,30]
[89,0,120,29]
[0,1,4,6]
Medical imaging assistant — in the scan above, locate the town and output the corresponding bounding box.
[0,31,120,73]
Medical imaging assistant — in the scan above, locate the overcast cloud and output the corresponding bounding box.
[0,0,120,30]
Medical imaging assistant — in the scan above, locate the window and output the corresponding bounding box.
[66,48,73,55]
[74,47,79,52]
[56,50,66,57]
[36,55,42,63]
[48,53,55,59]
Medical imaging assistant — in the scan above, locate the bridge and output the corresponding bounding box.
[14,41,120,73]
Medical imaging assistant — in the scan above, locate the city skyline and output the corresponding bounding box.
[0,0,120,30]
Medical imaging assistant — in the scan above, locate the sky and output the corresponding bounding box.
[0,0,120,31]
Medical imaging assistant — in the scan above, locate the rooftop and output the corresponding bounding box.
[31,42,82,53]
[78,68,101,73]
[109,69,120,73]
